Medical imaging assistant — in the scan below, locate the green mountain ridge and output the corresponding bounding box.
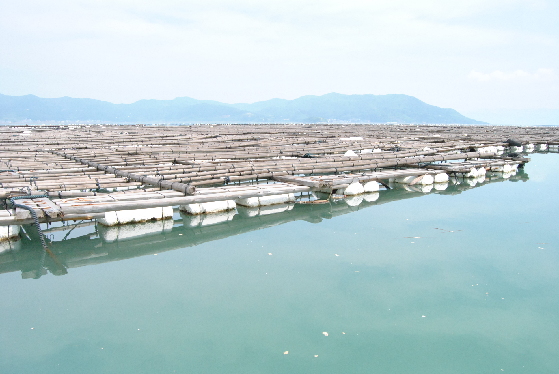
[0,93,485,124]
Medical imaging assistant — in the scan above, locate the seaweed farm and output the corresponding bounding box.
[1,124,559,373]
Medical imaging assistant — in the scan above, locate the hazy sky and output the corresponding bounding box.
[1,0,558,115]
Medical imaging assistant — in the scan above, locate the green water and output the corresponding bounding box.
[1,154,558,374]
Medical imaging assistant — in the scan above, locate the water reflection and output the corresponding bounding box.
[0,169,529,279]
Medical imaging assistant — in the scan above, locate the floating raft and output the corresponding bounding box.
[0,169,532,278]
[0,123,557,234]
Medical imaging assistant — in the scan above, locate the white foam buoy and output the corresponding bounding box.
[363,181,380,192]
[344,150,358,157]
[236,193,295,207]
[434,173,449,183]
[98,207,173,226]
[340,182,365,196]
[394,175,434,185]
[463,168,480,178]
[180,200,236,215]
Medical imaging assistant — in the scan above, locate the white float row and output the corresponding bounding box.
[509,143,556,153]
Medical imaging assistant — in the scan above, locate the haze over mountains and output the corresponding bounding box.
[0,93,484,124]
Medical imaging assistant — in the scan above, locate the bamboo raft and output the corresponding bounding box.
[0,170,531,279]
[1,123,558,234]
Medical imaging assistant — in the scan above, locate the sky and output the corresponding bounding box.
[1,0,558,124]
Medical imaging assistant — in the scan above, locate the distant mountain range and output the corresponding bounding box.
[0,92,485,124]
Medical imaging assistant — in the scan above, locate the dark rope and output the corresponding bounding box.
[8,195,49,250]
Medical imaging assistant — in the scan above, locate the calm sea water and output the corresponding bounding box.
[1,154,558,374]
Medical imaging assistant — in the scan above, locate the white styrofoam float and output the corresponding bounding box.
[337,182,365,196]
[536,144,548,151]
[509,146,524,153]
[363,181,380,192]
[434,173,449,183]
[99,219,174,242]
[524,144,535,152]
[390,174,434,185]
[0,225,20,242]
[344,150,358,157]
[98,206,173,226]
[184,209,237,227]
[180,200,236,215]
[477,146,499,154]
[236,193,296,207]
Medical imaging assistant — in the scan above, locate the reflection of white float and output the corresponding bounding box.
[465,175,486,187]
[502,170,517,179]
[344,196,363,206]
[524,144,535,153]
[363,192,380,202]
[434,183,448,191]
[0,225,20,243]
[403,184,433,193]
[99,219,174,242]
[0,236,21,253]
[536,144,548,151]
[238,203,294,218]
